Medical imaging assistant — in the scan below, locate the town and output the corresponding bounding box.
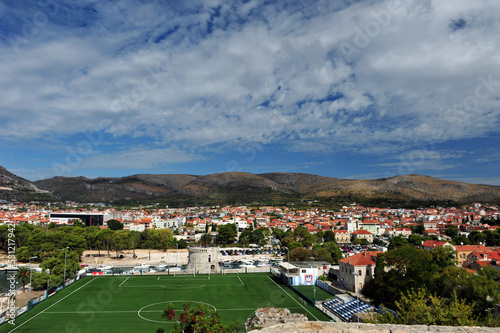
[1,199,500,329]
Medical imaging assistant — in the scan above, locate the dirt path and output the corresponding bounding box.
[81,249,189,267]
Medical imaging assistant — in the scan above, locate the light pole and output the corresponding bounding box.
[353,272,360,323]
[310,256,316,305]
[287,247,290,286]
[63,247,69,288]
[28,256,38,311]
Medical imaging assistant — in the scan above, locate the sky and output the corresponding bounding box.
[0,0,499,185]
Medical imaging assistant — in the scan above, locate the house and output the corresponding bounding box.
[455,245,490,266]
[358,220,381,236]
[421,240,454,252]
[337,251,381,294]
[334,230,351,244]
[423,229,440,237]
[352,229,373,243]
[393,227,411,237]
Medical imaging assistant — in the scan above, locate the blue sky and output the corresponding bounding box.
[1,0,499,185]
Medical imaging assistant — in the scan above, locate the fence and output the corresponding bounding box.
[88,265,274,276]
[289,285,314,305]
[0,274,85,327]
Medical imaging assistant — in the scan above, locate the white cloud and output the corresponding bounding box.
[80,147,204,170]
[1,0,499,170]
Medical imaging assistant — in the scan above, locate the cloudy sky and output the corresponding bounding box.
[1,0,499,185]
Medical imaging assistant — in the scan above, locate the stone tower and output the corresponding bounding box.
[186,246,219,274]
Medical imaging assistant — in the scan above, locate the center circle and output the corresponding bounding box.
[137,300,218,324]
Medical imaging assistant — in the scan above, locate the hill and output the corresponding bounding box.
[1,166,499,206]
[0,166,51,201]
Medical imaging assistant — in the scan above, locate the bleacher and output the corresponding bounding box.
[322,298,372,321]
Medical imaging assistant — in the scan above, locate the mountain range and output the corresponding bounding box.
[1,166,500,206]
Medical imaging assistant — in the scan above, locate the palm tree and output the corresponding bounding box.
[16,266,30,292]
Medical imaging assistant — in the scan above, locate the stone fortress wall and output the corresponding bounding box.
[185,246,219,274]
[255,322,498,333]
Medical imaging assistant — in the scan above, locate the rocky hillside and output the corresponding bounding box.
[1,166,499,205]
[0,166,50,201]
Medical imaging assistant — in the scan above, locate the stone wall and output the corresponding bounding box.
[246,307,308,330]
[255,322,498,333]
[185,246,219,274]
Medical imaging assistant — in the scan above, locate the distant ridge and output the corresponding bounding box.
[0,166,50,201]
[1,166,499,205]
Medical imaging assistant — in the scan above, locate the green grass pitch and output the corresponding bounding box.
[1,273,330,333]
[291,285,335,303]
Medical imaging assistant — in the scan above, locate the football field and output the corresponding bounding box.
[1,273,330,333]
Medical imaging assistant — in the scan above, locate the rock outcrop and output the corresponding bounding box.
[246,307,308,330]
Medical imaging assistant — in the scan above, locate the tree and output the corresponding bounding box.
[250,228,270,247]
[388,235,409,250]
[272,228,285,242]
[177,239,188,249]
[31,271,63,290]
[294,227,314,247]
[288,247,313,261]
[323,230,336,243]
[84,226,100,251]
[72,219,85,228]
[319,241,343,263]
[430,246,456,270]
[445,226,458,239]
[200,233,212,246]
[408,234,423,246]
[14,224,34,248]
[27,229,46,258]
[16,266,30,292]
[370,288,477,326]
[371,246,435,308]
[217,224,237,245]
[16,246,32,262]
[311,248,332,262]
[161,301,239,333]
[40,249,80,278]
[107,219,124,231]
[413,223,425,235]
[314,230,325,243]
[287,241,303,252]
[97,229,114,257]
[62,233,86,259]
[468,230,485,245]
[113,231,130,258]
[238,234,249,247]
[433,266,500,318]
[359,238,370,246]
[452,235,470,245]
[482,230,499,246]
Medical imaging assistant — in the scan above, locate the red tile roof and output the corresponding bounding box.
[455,245,489,252]
[352,229,372,235]
[339,251,381,266]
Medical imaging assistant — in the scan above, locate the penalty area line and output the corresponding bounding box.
[237,275,244,286]
[119,277,129,287]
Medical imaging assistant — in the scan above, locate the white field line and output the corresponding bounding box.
[121,284,242,288]
[157,276,160,280]
[237,275,244,286]
[118,277,129,287]
[8,277,97,333]
[266,276,319,321]
[45,307,306,315]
